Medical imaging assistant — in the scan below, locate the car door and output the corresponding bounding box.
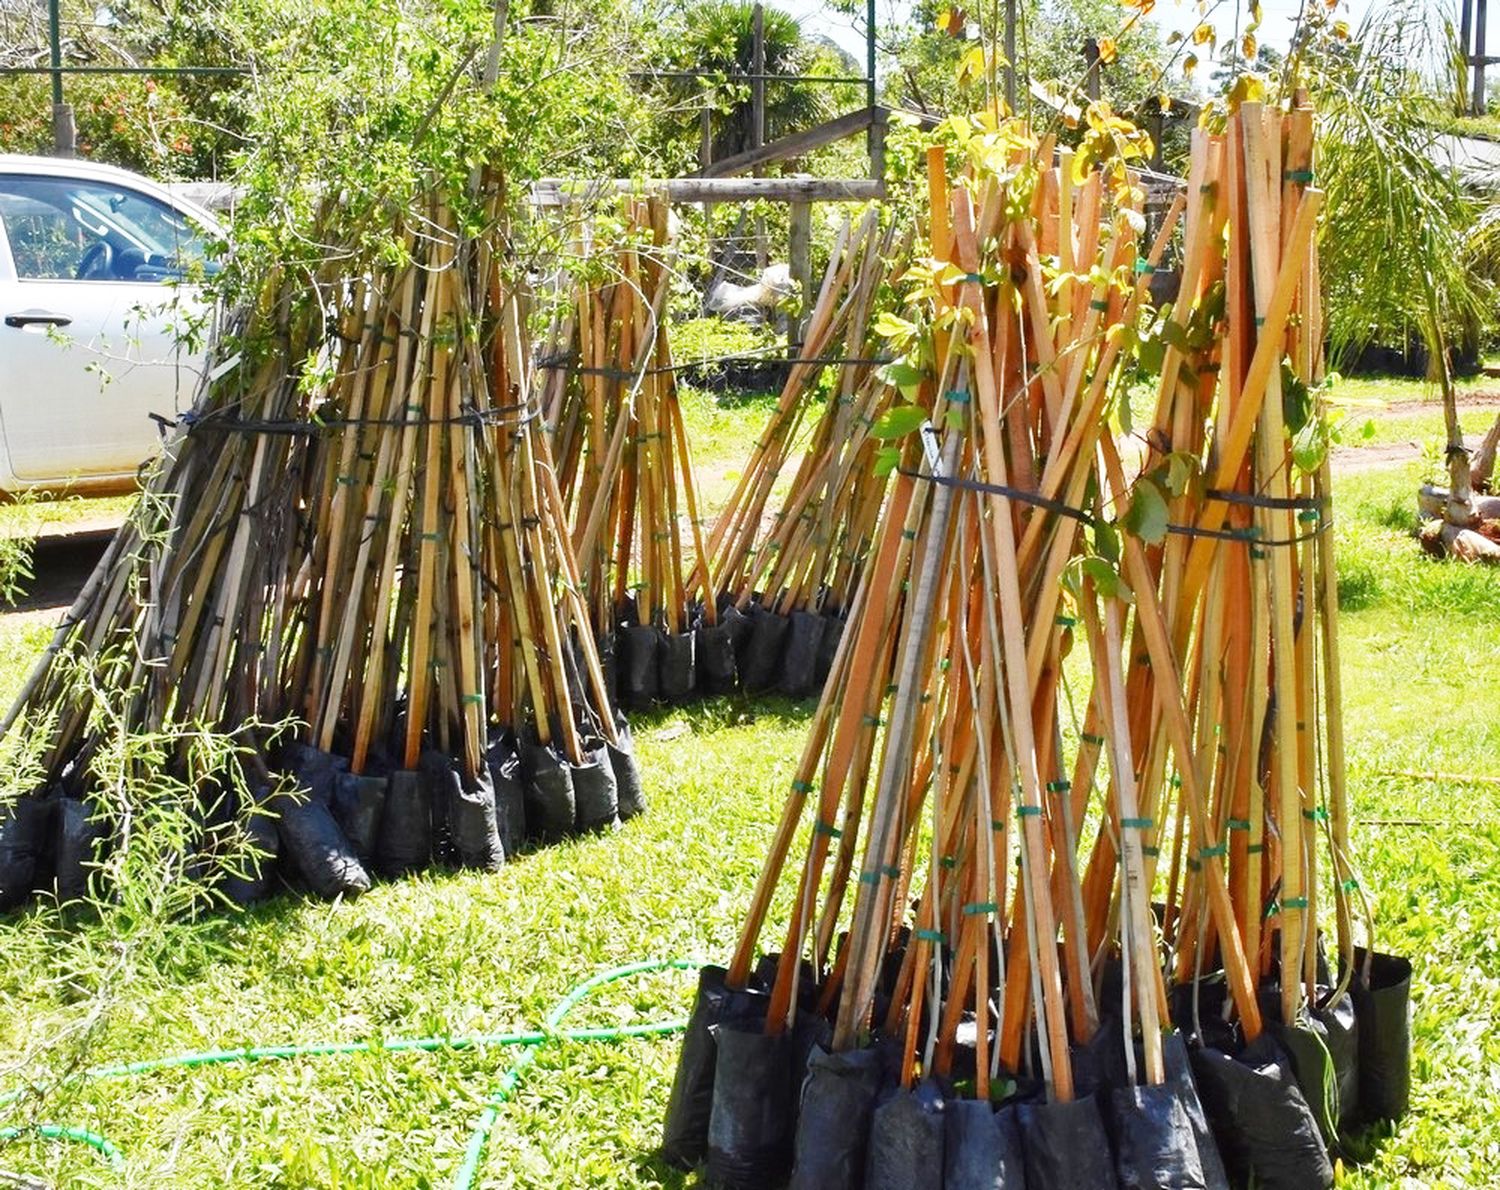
[0,172,210,487]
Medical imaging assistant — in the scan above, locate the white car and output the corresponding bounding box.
[0,155,222,495]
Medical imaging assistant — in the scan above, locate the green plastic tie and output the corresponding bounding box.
[962,272,985,283]
[419,531,442,542]
[1303,806,1329,823]
[1121,816,1154,830]
[1341,878,1360,892]
[946,389,972,404]
[1282,896,1309,910]
[1082,732,1105,746]
[857,870,881,885]
[862,714,885,728]
[1298,509,1320,524]
[1247,843,1265,855]
[1142,845,1160,857]
[1046,780,1071,794]
[1134,257,1156,275]
[881,864,901,878]
[902,529,918,541]
[915,928,946,944]
[1227,818,1252,831]
[940,855,958,869]
[791,779,813,794]
[1054,614,1077,627]
[963,901,999,916]
[990,819,1007,832]
[461,693,484,706]
[1090,299,1109,312]
[335,475,359,486]
[1198,843,1227,860]
[1284,168,1314,183]
[1016,805,1043,818]
[814,819,842,839]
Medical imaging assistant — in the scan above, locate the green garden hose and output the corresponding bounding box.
[0,957,702,1188]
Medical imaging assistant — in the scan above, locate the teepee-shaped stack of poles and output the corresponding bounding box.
[0,180,638,910]
[542,197,719,707]
[699,210,911,696]
[664,97,1407,1189]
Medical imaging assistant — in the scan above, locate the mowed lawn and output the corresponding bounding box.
[0,384,1497,1187]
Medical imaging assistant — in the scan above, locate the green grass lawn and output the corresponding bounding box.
[0,410,1498,1186]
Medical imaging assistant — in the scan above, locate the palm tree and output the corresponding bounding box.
[654,0,852,165]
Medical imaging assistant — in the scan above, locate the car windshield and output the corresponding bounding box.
[0,173,217,282]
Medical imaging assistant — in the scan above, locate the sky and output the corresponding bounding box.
[777,0,1403,80]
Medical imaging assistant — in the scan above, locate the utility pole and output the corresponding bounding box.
[1474,0,1489,116]
[48,0,76,156]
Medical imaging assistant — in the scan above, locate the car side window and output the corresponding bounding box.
[0,176,207,283]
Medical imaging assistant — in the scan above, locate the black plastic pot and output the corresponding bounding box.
[662,965,730,1169]
[420,751,503,870]
[865,1079,947,1190]
[484,732,527,857]
[720,602,753,653]
[222,797,280,907]
[53,796,107,904]
[696,619,739,696]
[1190,1034,1333,1190]
[272,747,369,899]
[1162,1031,1229,1190]
[607,714,647,820]
[788,1043,884,1190]
[619,622,662,709]
[331,771,388,864]
[571,738,620,832]
[1110,1082,1207,1190]
[1260,983,1356,1154]
[519,739,576,844]
[1017,1093,1119,1189]
[740,607,791,693]
[944,1099,1026,1190]
[0,795,53,910]
[1352,948,1412,1125]
[707,1019,796,1188]
[376,768,433,876]
[815,612,844,689]
[660,630,696,703]
[779,610,825,698]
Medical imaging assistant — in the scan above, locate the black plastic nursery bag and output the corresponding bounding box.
[1110,1082,1207,1190]
[53,796,107,903]
[944,1099,1027,1190]
[779,610,824,698]
[788,1043,885,1190]
[519,739,576,844]
[707,1019,796,1188]
[331,771,388,864]
[660,630,696,703]
[865,1078,947,1190]
[273,747,369,899]
[0,795,52,909]
[571,737,620,832]
[662,964,730,1169]
[1190,1034,1334,1190]
[1162,1031,1229,1190]
[1352,948,1412,1125]
[606,713,647,820]
[377,768,433,876]
[1017,1093,1120,1190]
[696,617,739,695]
[740,607,791,693]
[619,622,662,708]
[484,732,528,856]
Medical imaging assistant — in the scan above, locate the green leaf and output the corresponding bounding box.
[882,361,925,399]
[873,446,902,477]
[1093,520,1121,564]
[1123,478,1170,545]
[1081,555,1122,599]
[871,405,928,441]
[874,312,916,343]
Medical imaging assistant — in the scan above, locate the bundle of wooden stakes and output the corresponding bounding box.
[662,99,1411,1190]
[541,197,721,707]
[0,185,643,911]
[701,209,912,698]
